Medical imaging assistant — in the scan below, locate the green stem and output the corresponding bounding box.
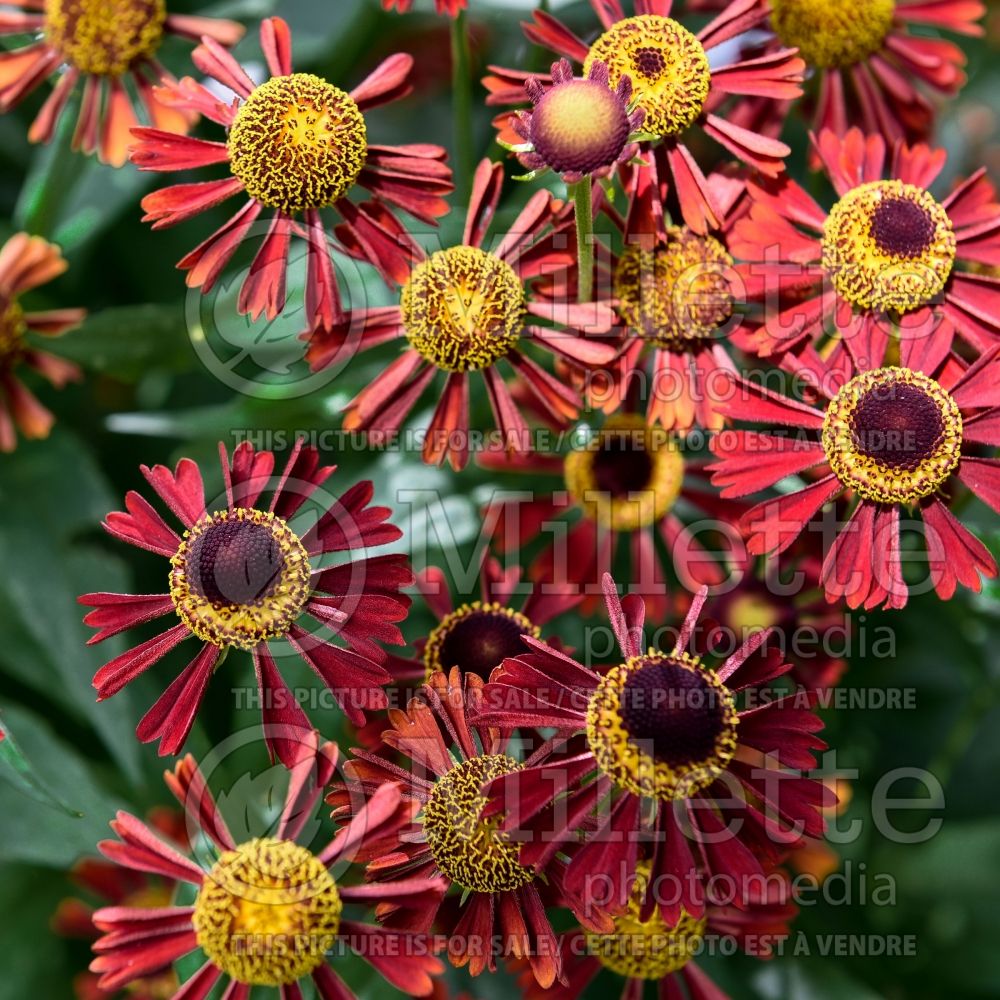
[572,179,594,303]
[451,11,474,205]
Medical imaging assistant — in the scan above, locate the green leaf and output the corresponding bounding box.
[0,713,82,816]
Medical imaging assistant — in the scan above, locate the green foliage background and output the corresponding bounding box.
[0,1,999,997]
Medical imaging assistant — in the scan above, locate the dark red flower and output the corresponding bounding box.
[708,342,1000,608]
[730,128,1000,361]
[304,158,619,471]
[0,0,243,166]
[514,872,798,1000]
[330,667,612,988]
[473,575,834,923]
[90,738,446,997]
[481,409,744,620]
[0,232,84,451]
[79,438,412,766]
[129,16,452,322]
[484,0,804,233]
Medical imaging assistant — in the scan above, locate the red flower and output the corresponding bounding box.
[0,0,243,166]
[386,550,584,684]
[0,233,84,451]
[382,0,467,14]
[304,158,619,471]
[481,410,743,621]
[129,16,452,322]
[730,128,1000,361]
[330,667,611,988]
[90,738,446,997]
[473,575,833,923]
[708,343,1000,608]
[79,438,412,766]
[692,0,985,147]
[575,160,749,431]
[483,0,804,233]
[514,874,798,1000]
[53,809,187,1000]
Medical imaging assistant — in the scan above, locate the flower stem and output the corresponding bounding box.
[572,179,594,303]
[451,11,474,205]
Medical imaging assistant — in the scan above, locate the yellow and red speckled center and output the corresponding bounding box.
[44,0,166,76]
[771,0,896,69]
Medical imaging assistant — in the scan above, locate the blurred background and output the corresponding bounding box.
[0,1,999,997]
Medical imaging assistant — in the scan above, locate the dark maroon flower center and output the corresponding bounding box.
[592,434,654,498]
[869,197,936,259]
[437,609,529,681]
[186,518,285,606]
[633,46,666,79]
[850,382,945,470]
[619,659,728,766]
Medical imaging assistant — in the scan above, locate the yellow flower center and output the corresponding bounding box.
[586,650,739,801]
[583,16,710,137]
[822,180,956,314]
[725,593,782,634]
[228,73,368,215]
[529,77,631,175]
[423,754,533,894]
[614,229,734,348]
[564,414,684,531]
[0,302,26,362]
[44,0,165,76]
[192,838,342,987]
[822,367,962,505]
[169,508,311,650]
[587,864,706,978]
[771,0,895,69]
[400,246,525,372]
[423,601,540,681]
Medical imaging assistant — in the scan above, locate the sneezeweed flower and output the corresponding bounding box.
[731,128,1000,361]
[481,411,742,619]
[508,59,646,183]
[0,0,243,166]
[330,667,611,988]
[697,0,985,146]
[474,575,833,922]
[304,158,618,471]
[383,0,467,13]
[52,809,186,1000]
[129,16,452,322]
[0,233,84,451]
[708,344,1000,609]
[387,553,583,683]
[580,158,748,431]
[90,740,447,997]
[80,438,413,766]
[514,868,797,1000]
[483,0,804,232]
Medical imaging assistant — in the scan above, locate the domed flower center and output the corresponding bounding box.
[192,837,342,987]
[586,650,739,800]
[614,229,734,348]
[228,73,368,215]
[771,0,895,69]
[0,301,26,361]
[564,415,684,531]
[170,508,311,650]
[528,77,631,175]
[822,180,956,314]
[44,0,166,76]
[423,754,533,893]
[587,865,706,978]
[583,16,710,137]
[822,367,962,504]
[423,601,540,681]
[400,246,525,372]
